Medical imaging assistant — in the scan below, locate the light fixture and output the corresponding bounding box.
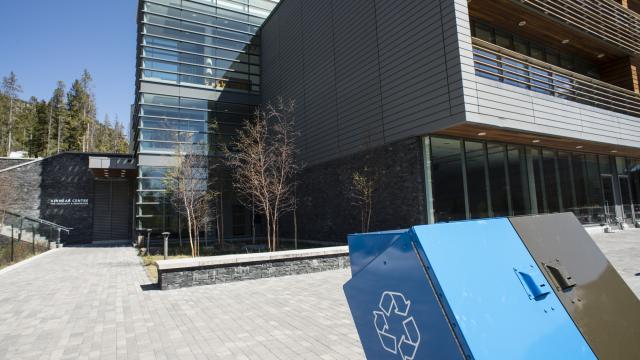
[532,139,541,143]
[518,20,527,27]
[611,150,618,153]
[597,53,605,58]
[562,39,570,44]
[477,132,487,136]
[576,145,584,149]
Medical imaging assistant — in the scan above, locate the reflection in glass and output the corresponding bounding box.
[465,141,489,219]
[430,138,466,222]
[487,143,509,217]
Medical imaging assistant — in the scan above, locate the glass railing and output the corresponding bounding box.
[0,209,72,268]
[472,38,640,117]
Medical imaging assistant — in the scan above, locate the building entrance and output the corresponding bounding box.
[93,180,132,242]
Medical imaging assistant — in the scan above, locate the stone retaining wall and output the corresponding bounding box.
[156,247,350,290]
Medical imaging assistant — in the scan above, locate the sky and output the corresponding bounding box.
[0,0,138,128]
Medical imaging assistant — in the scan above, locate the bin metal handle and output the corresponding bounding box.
[514,267,550,301]
[544,263,576,291]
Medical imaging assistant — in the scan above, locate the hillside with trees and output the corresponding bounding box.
[0,70,129,158]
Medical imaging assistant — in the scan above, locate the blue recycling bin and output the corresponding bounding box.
[343,217,598,360]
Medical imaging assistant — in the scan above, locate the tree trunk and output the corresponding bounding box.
[57,115,62,154]
[264,210,272,252]
[6,98,13,157]
[185,206,194,257]
[46,103,53,156]
[294,206,298,250]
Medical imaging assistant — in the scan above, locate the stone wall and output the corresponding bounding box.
[39,153,97,244]
[0,159,43,220]
[285,137,427,243]
[157,248,350,290]
[0,153,134,244]
[0,158,34,171]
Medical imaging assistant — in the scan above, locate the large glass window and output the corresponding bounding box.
[542,150,561,213]
[465,141,490,219]
[557,152,576,212]
[430,138,466,222]
[487,143,510,217]
[426,136,632,225]
[527,148,545,214]
[507,145,530,215]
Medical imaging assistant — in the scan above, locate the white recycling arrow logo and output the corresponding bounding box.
[373,291,421,360]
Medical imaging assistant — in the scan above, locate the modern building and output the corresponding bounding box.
[4,0,640,245]
[260,0,640,241]
[131,0,279,239]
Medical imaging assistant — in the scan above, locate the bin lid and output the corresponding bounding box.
[412,218,596,360]
[510,213,640,360]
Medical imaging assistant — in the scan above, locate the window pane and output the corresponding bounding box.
[139,166,171,178]
[542,150,561,213]
[487,143,509,217]
[585,154,605,223]
[507,145,530,215]
[557,152,576,213]
[527,148,545,214]
[465,141,489,219]
[430,137,466,222]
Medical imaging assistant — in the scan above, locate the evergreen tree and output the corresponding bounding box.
[2,71,23,156]
[48,81,66,155]
[0,70,128,157]
[113,116,129,153]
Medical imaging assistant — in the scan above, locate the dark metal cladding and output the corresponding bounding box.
[509,213,640,360]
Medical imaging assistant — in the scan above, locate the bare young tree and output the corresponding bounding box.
[164,143,219,257]
[226,99,300,252]
[350,168,376,233]
[2,72,23,157]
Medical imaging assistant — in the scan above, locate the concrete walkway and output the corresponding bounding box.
[0,230,637,360]
[0,247,363,360]
[591,228,640,297]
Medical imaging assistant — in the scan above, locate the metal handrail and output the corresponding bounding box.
[472,39,640,117]
[517,0,640,55]
[1,209,72,233]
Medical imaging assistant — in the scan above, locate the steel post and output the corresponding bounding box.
[162,232,170,260]
[10,224,14,263]
[146,229,152,256]
[32,224,36,254]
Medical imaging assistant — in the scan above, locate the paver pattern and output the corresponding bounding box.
[591,228,640,297]
[0,229,637,360]
[0,247,364,360]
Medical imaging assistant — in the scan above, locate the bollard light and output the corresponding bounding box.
[162,232,170,260]
[146,229,152,256]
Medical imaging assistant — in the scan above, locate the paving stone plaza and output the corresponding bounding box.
[0,230,638,360]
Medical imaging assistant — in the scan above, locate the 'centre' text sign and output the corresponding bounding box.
[48,198,89,206]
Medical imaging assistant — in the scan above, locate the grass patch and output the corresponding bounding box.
[0,241,48,270]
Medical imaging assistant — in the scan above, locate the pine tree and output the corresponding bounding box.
[2,71,23,157]
[48,81,66,156]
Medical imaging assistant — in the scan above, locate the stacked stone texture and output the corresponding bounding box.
[285,137,427,243]
[159,255,350,290]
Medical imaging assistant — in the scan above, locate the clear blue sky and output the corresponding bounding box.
[0,0,137,128]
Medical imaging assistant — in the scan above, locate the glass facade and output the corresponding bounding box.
[425,136,640,225]
[133,0,279,235]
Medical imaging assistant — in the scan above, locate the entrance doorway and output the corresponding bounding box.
[93,180,132,242]
[601,175,616,222]
[618,176,636,223]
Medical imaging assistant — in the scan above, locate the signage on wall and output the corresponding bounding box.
[48,198,89,206]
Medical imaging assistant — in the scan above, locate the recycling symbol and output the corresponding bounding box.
[373,291,421,360]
